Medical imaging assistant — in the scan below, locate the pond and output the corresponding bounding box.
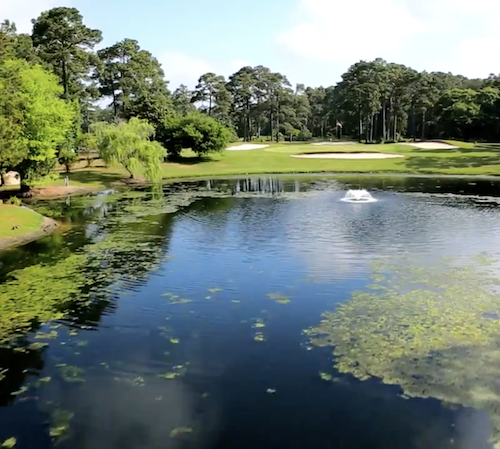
[2,175,500,448]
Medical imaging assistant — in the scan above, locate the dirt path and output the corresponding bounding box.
[22,185,100,199]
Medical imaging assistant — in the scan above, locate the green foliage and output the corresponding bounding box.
[0,59,76,184]
[193,73,232,124]
[307,255,500,439]
[31,7,102,99]
[158,112,232,158]
[91,118,165,181]
[172,85,195,115]
[7,197,21,206]
[94,39,171,125]
[267,293,290,304]
[1,437,16,448]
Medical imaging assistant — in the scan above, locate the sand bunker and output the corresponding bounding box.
[291,152,405,159]
[312,142,356,146]
[227,144,270,151]
[402,141,458,150]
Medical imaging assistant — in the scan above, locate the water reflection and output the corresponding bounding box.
[0,176,500,448]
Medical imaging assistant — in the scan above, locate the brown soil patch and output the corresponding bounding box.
[22,186,100,199]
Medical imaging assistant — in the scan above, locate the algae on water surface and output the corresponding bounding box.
[307,255,500,439]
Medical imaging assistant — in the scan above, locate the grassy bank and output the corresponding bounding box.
[0,205,56,251]
[4,141,500,197]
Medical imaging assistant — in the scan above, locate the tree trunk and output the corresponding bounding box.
[245,98,251,141]
[421,110,426,140]
[208,94,212,116]
[112,89,118,118]
[370,114,374,142]
[62,59,68,98]
[382,102,386,141]
[358,108,363,143]
[412,107,416,141]
[374,113,379,142]
[276,97,280,143]
[270,108,273,141]
[393,112,397,141]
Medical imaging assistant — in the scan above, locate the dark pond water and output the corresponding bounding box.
[2,175,500,449]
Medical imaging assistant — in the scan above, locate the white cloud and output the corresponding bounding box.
[277,0,500,78]
[158,51,252,90]
[0,0,65,33]
[158,50,213,90]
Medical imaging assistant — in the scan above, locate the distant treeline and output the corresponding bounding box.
[1,7,499,183]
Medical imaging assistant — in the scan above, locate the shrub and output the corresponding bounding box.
[8,196,22,206]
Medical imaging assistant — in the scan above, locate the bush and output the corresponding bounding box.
[158,112,233,159]
[298,128,313,141]
[8,196,22,206]
[251,136,270,143]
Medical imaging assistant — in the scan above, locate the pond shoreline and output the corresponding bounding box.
[2,169,500,252]
[0,213,59,252]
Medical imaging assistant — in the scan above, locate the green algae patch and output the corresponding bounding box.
[306,255,500,440]
[319,372,333,382]
[11,386,28,396]
[170,427,193,437]
[254,332,265,342]
[1,438,16,448]
[35,331,58,340]
[253,319,266,329]
[159,372,180,380]
[169,338,180,344]
[267,293,290,304]
[159,364,186,380]
[56,364,85,383]
[50,409,73,440]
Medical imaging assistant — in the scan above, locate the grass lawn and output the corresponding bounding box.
[17,140,500,194]
[0,205,44,239]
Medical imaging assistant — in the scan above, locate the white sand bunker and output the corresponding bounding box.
[312,142,356,146]
[227,144,270,151]
[291,152,405,159]
[402,141,458,150]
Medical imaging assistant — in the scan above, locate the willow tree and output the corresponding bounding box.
[92,118,165,181]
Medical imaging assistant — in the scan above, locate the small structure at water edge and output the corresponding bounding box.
[0,171,21,186]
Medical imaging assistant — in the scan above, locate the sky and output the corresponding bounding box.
[2,0,499,90]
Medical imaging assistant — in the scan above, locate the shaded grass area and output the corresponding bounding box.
[0,205,43,239]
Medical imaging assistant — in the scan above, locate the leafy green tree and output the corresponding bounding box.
[193,73,223,115]
[435,88,481,140]
[94,39,171,125]
[158,112,232,159]
[0,59,75,185]
[0,21,39,64]
[57,102,82,173]
[0,59,26,183]
[306,87,328,137]
[172,84,195,115]
[91,118,165,181]
[228,66,258,141]
[31,7,102,99]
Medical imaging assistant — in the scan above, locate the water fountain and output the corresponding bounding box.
[341,189,377,203]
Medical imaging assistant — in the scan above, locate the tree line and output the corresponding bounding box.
[1,7,499,185]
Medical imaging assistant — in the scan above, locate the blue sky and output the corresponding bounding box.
[3,0,499,90]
